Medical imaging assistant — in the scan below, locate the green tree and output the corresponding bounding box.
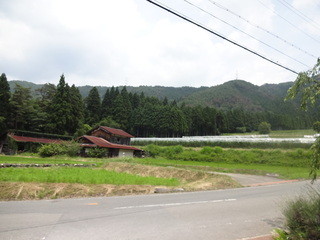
[85,87,101,126]
[49,74,72,134]
[10,84,34,130]
[68,85,84,134]
[258,121,271,134]
[0,73,11,133]
[286,60,320,180]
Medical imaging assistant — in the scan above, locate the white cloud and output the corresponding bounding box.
[0,0,318,87]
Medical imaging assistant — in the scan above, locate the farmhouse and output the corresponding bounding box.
[78,126,142,158]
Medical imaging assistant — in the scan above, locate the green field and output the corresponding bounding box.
[0,166,179,186]
[223,129,316,138]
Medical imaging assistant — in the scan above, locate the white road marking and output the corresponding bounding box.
[113,198,236,210]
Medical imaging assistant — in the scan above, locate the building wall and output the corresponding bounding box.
[118,149,134,158]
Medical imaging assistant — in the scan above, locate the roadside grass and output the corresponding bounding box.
[0,155,103,165]
[0,167,180,186]
[116,157,311,179]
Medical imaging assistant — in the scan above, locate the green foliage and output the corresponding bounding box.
[85,87,101,126]
[310,137,320,181]
[135,140,312,149]
[38,143,66,157]
[273,229,289,240]
[313,121,320,133]
[38,141,80,157]
[286,59,320,110]
[258,121,271,134]
[142,145,311,168]
[144,144,162,157]
[236,127,247,133]
[86,148,108,158]
[279,189,320,240]
[0,167,179,186]
[0,73,10,133]
[74,124,92,138]
[10,84,35,130]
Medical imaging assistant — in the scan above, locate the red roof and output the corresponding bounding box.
[9,135,64,144]
[80,135,141,151]
[99,126,134,138]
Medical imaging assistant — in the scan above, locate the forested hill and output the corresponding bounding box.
[9,81,206,102]
[180,80,297,112]
[9,79,296,112]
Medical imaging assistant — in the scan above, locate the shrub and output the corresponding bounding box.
[38,143,66,157]
[236,127,246,133]
[144,144,162,157]
[258,122,271,134]
[200,146,215,155]
[313,121,320,133]
[86,148,108,158]
[38,141,80,157]
[279,189,320,240]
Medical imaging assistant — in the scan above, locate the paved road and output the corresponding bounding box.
[0,181,318,240]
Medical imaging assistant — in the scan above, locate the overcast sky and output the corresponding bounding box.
[0,0,319,87]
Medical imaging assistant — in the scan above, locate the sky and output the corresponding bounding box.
[0,0,319,87]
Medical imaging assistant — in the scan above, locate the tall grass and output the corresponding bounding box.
[143,145,312,167]
[134,140,312,149]
[0,167,179,186]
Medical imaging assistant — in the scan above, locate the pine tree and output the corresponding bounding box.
[49,74,72,134]
[10,84,34,130]
[85,87,101,126]
[68,84,84,134]
[0,73,11,133]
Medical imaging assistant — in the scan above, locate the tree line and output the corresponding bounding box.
[0,73,315,138]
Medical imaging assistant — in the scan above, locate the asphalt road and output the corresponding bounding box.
[0,181,318,240]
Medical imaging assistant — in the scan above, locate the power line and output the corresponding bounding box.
[182,0,309,68]
[146,0,299,75]
[205,0,317,59]
[277,0,320,31]
[257,0,320,45]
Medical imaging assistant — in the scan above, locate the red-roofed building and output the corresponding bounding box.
[89,126,134,145]
[79,126,142,158]
[0,131,70,154]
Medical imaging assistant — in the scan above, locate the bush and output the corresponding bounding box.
[313,121,320,133]
[236,127,246,133]
[38,141,80,157]
[86,148,108,158]
[279,189,320,240]
[38,143,66,157]
[144,144,162,157]
[258,122,271,134]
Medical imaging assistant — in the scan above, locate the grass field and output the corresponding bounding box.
[123,157,310,179]
[223,129,316,138]
[0,167,179,186]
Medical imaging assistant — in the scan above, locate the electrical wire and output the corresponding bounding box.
[276,0,320,31]
[182,0,309,68]
[205,0,317,59]
[146,0,299,75]
[257,0,320,45]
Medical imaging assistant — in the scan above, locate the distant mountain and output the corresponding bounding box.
[179,80,301,113]
[9,79,300,113]
[8,81,205,102]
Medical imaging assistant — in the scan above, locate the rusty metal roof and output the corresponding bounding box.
[8,134,64,144]
[80,135,141,151]
[99,126,134,138]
